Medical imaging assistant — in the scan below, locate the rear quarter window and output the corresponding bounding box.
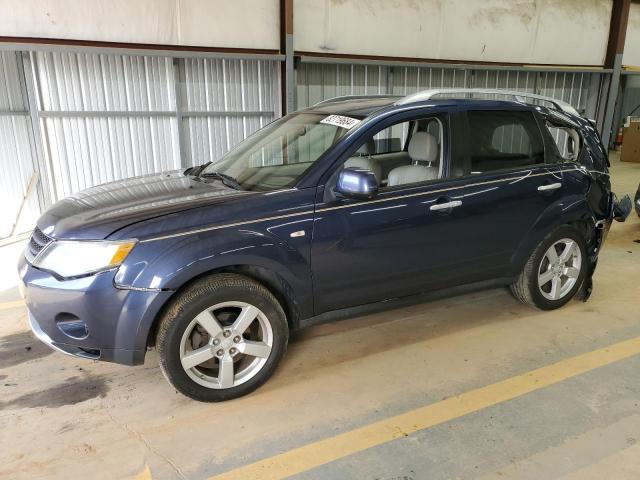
[543,122,582,163]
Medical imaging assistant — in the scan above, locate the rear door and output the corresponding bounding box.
[452,107,565,281]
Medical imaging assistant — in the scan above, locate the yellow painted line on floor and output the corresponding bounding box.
[0,299,25,311]
[210,335,640,480]
[132,465,153,480]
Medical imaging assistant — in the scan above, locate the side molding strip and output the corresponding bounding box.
[139,210,316,243]
[139,167,589,243]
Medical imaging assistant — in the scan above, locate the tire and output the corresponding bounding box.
[510,225,587,311]
[156,273,288,402]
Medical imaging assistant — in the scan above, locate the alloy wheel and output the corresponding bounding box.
[537,238,582,301]
[179,301,273,389]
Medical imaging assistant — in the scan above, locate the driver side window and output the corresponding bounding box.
[344,117,444,189]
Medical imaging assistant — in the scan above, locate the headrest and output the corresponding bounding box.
[356,138,376,156]
[408,132,438,163]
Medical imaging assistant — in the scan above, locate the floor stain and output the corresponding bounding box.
[57,421,76,434]
[0,331,53,368]
[0,376,108,410]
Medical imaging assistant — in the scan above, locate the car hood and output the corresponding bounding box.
[37,170,250,239]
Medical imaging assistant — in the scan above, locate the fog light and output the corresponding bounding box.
[55,313,89,340]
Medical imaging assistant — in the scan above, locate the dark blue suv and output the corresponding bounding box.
[19,89,624,401]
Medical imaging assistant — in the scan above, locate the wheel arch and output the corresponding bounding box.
[511,195,596,274]
[145,264,301,349]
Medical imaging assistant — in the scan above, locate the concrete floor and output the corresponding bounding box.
[1,153,639,480]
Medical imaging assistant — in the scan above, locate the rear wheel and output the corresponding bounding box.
[156,273,288,402]
[511,226,587,310]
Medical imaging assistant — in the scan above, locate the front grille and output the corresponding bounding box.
[26,227,52,262]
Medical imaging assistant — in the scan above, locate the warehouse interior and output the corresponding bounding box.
[1,0,640,478]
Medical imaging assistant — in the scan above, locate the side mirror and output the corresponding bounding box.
[335,167,379,200]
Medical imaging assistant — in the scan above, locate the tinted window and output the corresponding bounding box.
[467,111,544,174]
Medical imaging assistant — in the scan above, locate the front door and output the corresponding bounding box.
[310,112,472,314]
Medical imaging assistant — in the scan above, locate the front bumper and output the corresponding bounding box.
[19,253,173,365]
[28,310,102,360]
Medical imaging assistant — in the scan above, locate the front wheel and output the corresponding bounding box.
[156,273,288,402]
[510,226,587,310]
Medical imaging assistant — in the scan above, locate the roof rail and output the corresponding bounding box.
[313,94,398,107]
[394,88,580,116]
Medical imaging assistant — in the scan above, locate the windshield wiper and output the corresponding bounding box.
[184,162,212,176]
[200,171,244,190]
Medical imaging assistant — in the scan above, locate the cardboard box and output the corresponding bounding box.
[621,118,640,163]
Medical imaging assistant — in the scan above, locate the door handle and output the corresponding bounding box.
[430,200,462,211]
[537,182,562,192]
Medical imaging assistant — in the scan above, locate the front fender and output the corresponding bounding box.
[114,222,314,319]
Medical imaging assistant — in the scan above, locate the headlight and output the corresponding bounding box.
[33,240,136,278]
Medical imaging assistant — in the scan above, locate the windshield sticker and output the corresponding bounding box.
[320,114,361,130]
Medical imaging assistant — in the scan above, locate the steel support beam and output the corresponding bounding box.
[601,0,631,148]
[173,58,189,168]
[280,0,294,114]
[20,52,55,207]
[298,55,612,74]
[34,110,274,118]
[0,39,283,61]
[602,55,623,148]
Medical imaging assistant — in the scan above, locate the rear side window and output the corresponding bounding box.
[467,111,545,174]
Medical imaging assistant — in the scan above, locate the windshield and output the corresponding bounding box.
[200,112,357,191]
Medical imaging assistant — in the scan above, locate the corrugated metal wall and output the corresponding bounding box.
[0,52,40,238]
[296,62,608,155]
[34,52,181,200]
[297,63,605,114]
[181,58,279,166]
[0,50,281,239]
